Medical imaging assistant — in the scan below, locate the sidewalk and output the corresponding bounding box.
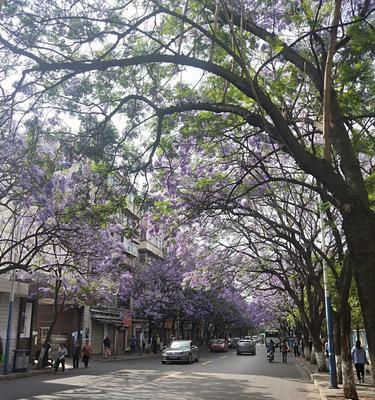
[0,352,159,380]
[293,355,375,400]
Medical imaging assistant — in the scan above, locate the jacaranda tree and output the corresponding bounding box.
[0,0,374,380]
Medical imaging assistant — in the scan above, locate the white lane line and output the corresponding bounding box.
[220,355,228,359]
[200,360,213,366]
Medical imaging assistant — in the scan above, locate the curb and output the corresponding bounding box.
[0,369,51,380]
[312,376,328,400]
[293,355,375,400]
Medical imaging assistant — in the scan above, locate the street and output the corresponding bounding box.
[0,346,320,400]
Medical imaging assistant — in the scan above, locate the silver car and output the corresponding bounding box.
[237,340,256,355]
[161,340,199,364]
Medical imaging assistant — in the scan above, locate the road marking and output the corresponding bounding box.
[220,355,228,359]
[153,371,181,383]
[200,360,213,366]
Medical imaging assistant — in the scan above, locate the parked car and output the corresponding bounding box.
[161,340,199,364]
[210,339,228,352]
[237,340,256,355]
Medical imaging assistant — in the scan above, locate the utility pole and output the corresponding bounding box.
[320,203,338,388]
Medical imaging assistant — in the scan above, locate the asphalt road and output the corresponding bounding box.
[0,345,320,400]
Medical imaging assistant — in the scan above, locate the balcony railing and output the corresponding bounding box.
[140,231,163,250]
[122,238,139,257]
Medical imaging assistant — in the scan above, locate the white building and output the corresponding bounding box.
[0,274,33,372]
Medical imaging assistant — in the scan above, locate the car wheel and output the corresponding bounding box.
[210,349,213,352]
[237,352,240,355]
[161,360,166,364]
[196,353,199,362]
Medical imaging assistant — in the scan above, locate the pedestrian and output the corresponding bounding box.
[293,337,300,357]
[72,341,81,368]
[130,335,136,353]
[103,335,111,358]
[82,339,93,368]
[281,340,289,363]
[156,335,161,353]
[142,338,146,353]
[300,338,305,358]
[54,343,68,373]
[352,340,368,383]
[152,336,157,354]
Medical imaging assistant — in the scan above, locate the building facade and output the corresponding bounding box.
[0,274,33,372]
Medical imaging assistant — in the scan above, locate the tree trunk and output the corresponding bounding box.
[313,338,328,372]
[37,310,59,369]
[37,280,64,369]
[343,206,375,383]
[339,255,358,399]
[334,311,343,384]
[341,307,358,399]
[316,351,327,372]
[305,347,311,361]
[311,348,317,364]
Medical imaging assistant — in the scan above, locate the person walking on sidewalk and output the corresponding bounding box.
[72,341,81,369]
[293,337,300,357]
[142,338,146,353]
[156,335,161,353]
[300,338,305,358]
[82,339,93,368]
[152,336,157,354]
[103,336,111,358]
[352,340,368,383]
[281,340,289,363]
[130,335,136,353]
[54,343,68,373]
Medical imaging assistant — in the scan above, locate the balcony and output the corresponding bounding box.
[122,237,139,258]
[139,231,164,259]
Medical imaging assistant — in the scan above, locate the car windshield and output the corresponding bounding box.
[214,339,225,344]
[169,341,191,350]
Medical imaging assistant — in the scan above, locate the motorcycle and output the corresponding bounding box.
[267,350,274,362]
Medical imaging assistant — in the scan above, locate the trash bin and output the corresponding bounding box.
[13,349,30,372]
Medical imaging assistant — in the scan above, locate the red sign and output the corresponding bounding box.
[123,316,132,327]
[164,320,173,329]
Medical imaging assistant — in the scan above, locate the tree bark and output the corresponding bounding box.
[341,307,358,399]
[343,208,375,383]
[339,255,358,398]
[316,350,328,372]
[37,278,64,369]
[334,310,343,384]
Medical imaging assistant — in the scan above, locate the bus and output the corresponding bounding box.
[264,329,280,345]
